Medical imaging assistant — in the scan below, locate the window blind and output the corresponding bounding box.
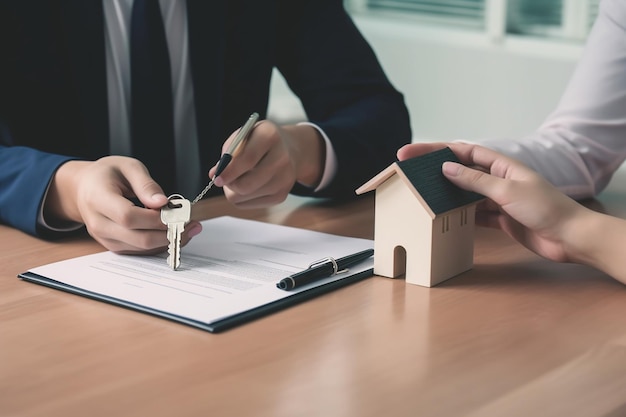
[507,0,600,39]
[507,0,563,36]
[365,0,485,29]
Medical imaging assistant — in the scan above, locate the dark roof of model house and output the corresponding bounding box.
[356,147,484,217]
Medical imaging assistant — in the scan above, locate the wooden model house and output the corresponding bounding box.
[356,147,484,287]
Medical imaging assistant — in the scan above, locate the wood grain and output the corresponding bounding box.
[2,182,626,417]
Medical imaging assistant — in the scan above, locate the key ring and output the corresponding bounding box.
[166,193,186,209]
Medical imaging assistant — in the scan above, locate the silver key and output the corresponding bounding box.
[160,194,191,270]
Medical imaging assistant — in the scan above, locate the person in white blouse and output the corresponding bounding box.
[396,0,626,284]
[478,0,626,200]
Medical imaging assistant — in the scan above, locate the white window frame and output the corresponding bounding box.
[562,0,595,40]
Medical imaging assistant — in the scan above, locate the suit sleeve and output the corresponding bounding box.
[0,145,74,237]
[0,4,73,237]
[0,4,88,238]
[276,0,412,199]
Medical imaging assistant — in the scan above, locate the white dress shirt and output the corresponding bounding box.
[479,0,626,199]
[104,0,201,197]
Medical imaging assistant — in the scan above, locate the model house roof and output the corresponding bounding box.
[356,147,484,218]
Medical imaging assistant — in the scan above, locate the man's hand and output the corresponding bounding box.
[44,156,202,254]
[209,120,325,208]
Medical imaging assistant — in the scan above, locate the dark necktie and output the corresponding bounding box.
[130,0,176,194]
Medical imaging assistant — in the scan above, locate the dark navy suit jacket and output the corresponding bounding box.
[0,0,411,237]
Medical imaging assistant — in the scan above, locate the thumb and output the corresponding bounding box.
[442,161,497,197]
[122,163,169,209]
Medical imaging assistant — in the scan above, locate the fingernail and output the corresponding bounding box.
[442,161,462,176]
[152,192,167,201]
[214,176,224,187]
[187,224,202,238]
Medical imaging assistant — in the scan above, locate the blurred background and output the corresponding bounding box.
[268,0,599,142]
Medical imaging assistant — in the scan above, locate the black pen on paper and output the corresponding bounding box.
[276,248,374,291]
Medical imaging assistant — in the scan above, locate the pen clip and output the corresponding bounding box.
[308,257,348,275]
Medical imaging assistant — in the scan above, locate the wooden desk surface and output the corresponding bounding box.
[2,180,626,417]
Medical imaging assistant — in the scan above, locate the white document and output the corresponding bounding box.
[21,216,374,332]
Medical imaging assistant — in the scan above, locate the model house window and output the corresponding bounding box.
[442,215,450,233]
[460,209,468,226]
[345,0,599,42]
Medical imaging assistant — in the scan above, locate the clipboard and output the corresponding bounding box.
[18,216,374,333]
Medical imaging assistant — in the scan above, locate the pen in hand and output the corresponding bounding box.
[191,112,259,204]
[276,248,374,291]
[213,112,259,179]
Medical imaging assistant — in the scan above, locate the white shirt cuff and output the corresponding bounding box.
[297,122,337,192]
[37,176,84,233]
